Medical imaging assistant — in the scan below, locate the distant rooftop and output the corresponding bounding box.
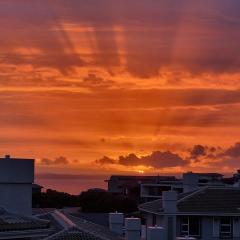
[194,172,224,177]
[106,175,177,182]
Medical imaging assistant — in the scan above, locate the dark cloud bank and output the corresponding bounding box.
[96,142,240,170]
[41,156,69,165]
[39,143,240,171]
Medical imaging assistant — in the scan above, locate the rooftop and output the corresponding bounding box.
[39,210,122,240]
[0,155,34,184]
[0,207,50,232]
[66,213,122,240]
[45,227,108,240]
[0,207,53,239]
[195,172,223,177]
[139,187,240,215]
[106,175,177,184]
[0,155,34,161]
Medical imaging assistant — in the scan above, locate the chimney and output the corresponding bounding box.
[125,218,141,240]
[147,226,166,240]
[183,172,198,193]
[162,191,177,240]
[162,191,177,213]
[109,212,124,235]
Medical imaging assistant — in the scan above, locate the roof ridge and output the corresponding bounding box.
[138,198,162,208]
[177,186,208,204]
[207,186,239,190]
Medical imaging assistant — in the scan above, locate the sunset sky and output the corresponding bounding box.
[1,0,240,193]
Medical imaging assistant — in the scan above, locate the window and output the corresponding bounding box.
[220,217,232,238]
[180,216,201,237]
[149,187,157,196]
[152,214,156,226]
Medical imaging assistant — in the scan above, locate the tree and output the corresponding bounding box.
[78,190,137,213]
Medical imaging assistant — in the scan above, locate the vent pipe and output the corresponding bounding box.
[109,212,124,235]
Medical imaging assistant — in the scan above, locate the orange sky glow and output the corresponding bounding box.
[1,0,240,193]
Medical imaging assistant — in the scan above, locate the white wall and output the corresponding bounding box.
[0,157,34,216]
[0,157,34,183]
[0,184,32,215]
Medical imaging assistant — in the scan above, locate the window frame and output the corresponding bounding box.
[152,214,157,226]
[180,216,201,238]
[219,217,232,238]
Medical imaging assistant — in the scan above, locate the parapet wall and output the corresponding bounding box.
[0,157,34,183]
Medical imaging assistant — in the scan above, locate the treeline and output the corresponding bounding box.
[33,189,80,208]
[33,189,137,213]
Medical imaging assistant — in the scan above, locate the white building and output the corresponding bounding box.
[0,155,34,216]
[139,187,240,240]
[140,172,225,202]
[141,180,183,202]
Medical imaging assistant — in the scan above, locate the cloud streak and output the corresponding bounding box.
[0,0,239,90]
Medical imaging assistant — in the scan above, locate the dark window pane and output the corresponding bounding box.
[220,217,231,225]
[152,214,156,226]
[189,217,200,236]
[180,216,200,237]
[180,217,188,236]
[220,217,232,238]
[221,225,231,232]
[181,225,188,232]
[181,217,188,224]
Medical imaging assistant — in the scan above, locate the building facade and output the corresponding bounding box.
[139,187,240,240]
[0,155,34,216]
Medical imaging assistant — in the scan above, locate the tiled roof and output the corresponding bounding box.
[0,207,50,232]
[74,213,109,227]
[178,187,240,213]
[33,208,56,216]
[139,190,194,213]
[139,199,163,213]
[45,227,104,240]
[43,211,122,240]
[139,187,240,215]
[66,214,122,240]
